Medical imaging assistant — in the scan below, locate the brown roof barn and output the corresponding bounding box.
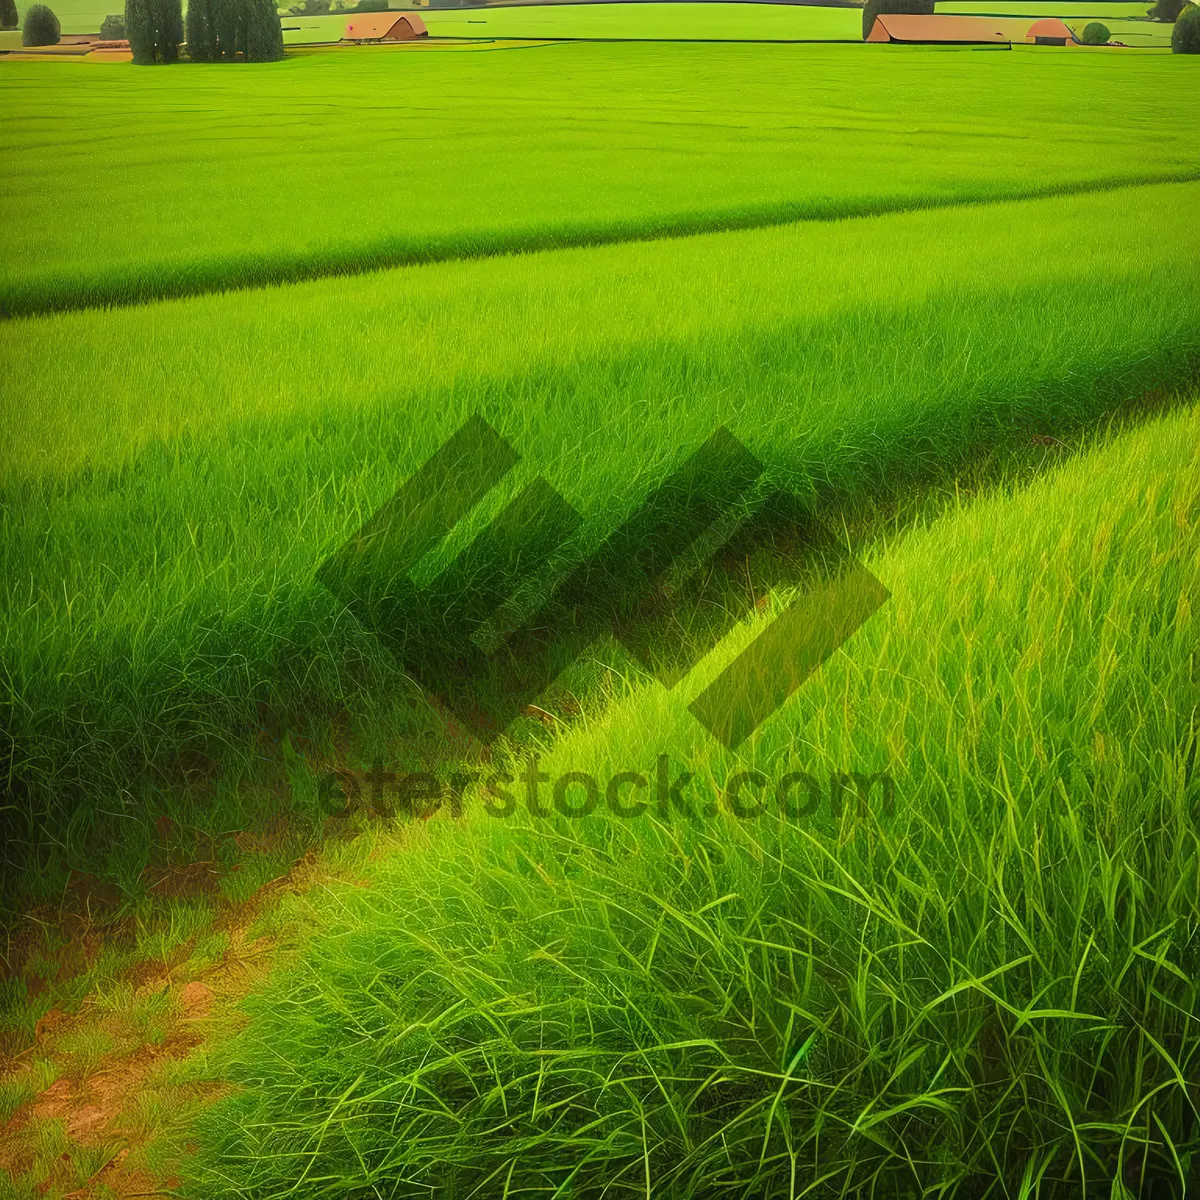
[1026,17,1076,42]
[867,14,1010,42]
[867,13,1079,42]
[343,12,428,41]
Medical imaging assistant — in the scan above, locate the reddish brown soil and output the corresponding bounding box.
[0,853,323,1198]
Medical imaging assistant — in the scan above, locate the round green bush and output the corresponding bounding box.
[354,0,387,11]
[0,0,18,32]
[1173,0,1200,47]
[99,11,124,36]
[1081,21,1110,42]
[21,2,60,43]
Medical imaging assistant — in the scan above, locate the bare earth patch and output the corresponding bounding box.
[0,851,327,1199]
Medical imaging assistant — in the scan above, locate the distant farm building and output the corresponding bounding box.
[867,15,1010,43]
[1026,17,1075,43]
[343,12,428,41]
[866,13,1078,43]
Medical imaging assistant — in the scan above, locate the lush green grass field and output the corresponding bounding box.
[3,44,1198,315]
[1,16,1197,1196]
[283,2,861,44]
[3,179,1198,907]
[185,398,1200,1197]
[423,0,862,38]
[1,0,1165,36]
[275,0,1169,48]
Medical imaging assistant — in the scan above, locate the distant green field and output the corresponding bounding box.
[0,0,1174,37]
[7,0,852,37]
[5,0,116,33]
[3,43,1198,316]
[2,15,1198,1194]
[1064,16,1172,40]
[938,0,1149,12]
[0,0,862,38]
[282,0,1167,46]
[284,2,861,43]
[3,179,1199,892]
[424,1,861,38]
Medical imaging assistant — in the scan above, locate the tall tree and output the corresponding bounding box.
[243,0,283,59]
[126,0,182,62]
[212,0,245,59]
[185,0,217,60]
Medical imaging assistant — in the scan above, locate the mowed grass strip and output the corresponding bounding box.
[186,400,1200,1198]
[1,182,1197,894]
[2,43,1199,315]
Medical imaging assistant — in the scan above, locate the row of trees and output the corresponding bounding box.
[1,0,282,58]
[122,0,282,61]
[126,0,182,60]
[185,0,283,61]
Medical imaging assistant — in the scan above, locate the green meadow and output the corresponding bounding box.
[191,397,1200,1197]
[421,1,862,39]
[2,0,854,37]
[13,0,1154,38]
[286,2,862,43]
[4,178,1198,894]
[259,1,1170,47]
[1,20,1198,1200]
[3,45,1198,315]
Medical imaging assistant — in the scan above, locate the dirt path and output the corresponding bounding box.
[0,852,328,1199]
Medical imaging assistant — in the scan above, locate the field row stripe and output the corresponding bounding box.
[4,167,1199,321]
